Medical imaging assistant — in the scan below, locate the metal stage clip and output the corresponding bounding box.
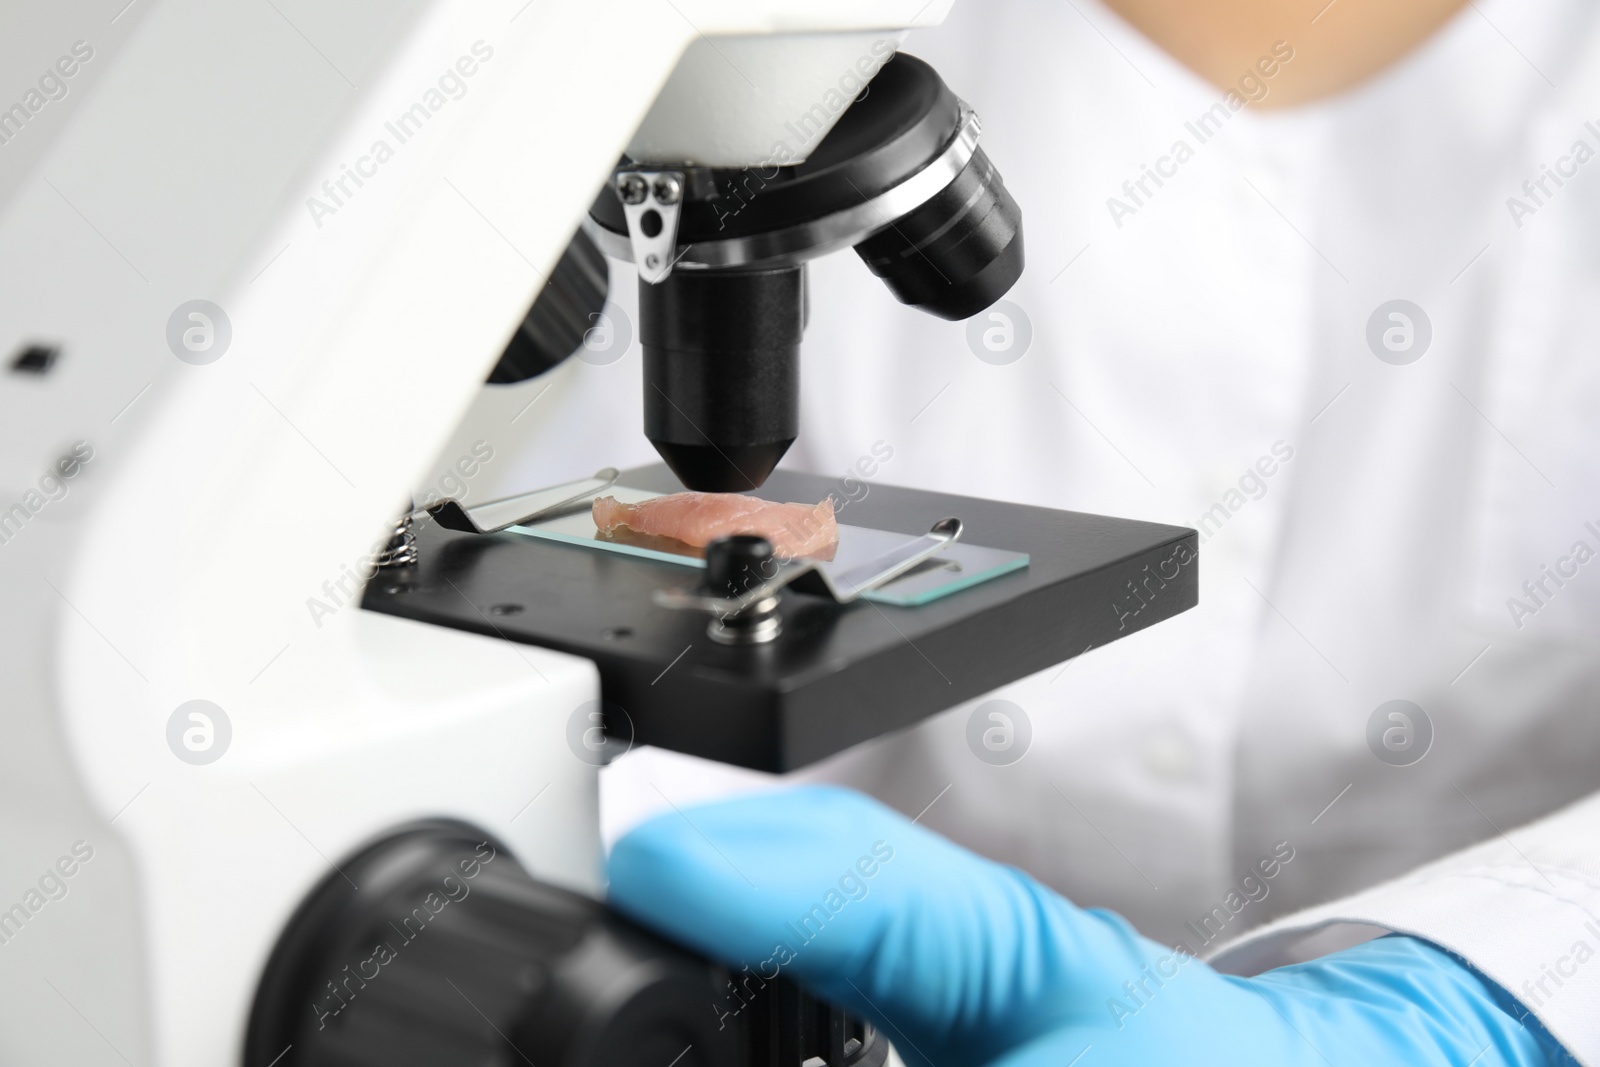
[426,468,621,535]
[655,518,962,645]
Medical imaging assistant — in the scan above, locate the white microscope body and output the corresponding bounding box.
[0,3,950,1063]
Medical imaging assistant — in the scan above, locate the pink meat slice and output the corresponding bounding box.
[592,492,838,558]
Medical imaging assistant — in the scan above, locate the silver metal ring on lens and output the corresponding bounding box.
[584,107,983,272]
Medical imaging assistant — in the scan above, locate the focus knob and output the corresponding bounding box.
[246,822,886,1067]
[244,823,738,1067]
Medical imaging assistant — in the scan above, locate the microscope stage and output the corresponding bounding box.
[363,466,1197,772]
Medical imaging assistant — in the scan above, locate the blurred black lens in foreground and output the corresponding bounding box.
[489,227,609,384]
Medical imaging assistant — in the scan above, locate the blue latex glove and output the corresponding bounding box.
[608,785,1569,1067]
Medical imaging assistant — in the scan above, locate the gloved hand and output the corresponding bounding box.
[608,785,1569,1067]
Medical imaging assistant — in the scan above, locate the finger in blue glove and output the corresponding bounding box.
[608,785,1567,1067]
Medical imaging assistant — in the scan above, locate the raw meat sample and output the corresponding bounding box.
[592,492,837,558]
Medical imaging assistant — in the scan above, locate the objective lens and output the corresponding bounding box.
[639,265,804,492]
[854,145,1024,322]
[488,227,609,383]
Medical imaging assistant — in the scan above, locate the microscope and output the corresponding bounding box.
[0,2,1195,1064]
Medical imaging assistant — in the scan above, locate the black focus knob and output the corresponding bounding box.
[244,822,738,1067]
[704,535,777,598]
[246,821,887,1067]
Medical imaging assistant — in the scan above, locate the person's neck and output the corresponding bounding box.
[1099,0,1471,108]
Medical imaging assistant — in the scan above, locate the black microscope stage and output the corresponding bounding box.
[363,465,1197,772]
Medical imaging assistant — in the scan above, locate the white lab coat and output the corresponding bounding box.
[461,0,1600,1057]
